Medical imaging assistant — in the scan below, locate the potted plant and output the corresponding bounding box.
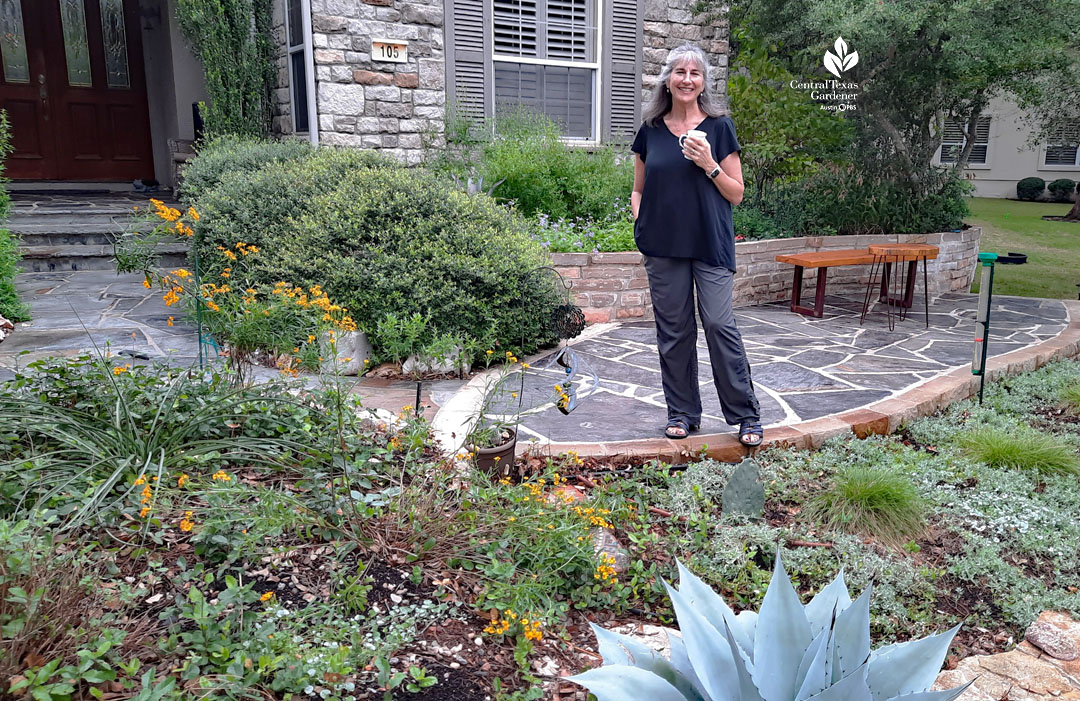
[463,350,540,478]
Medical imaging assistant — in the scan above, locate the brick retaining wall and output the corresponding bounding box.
[551,228,982,323]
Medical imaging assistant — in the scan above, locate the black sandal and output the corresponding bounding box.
[665,418,699,440]
[739,420,763,447]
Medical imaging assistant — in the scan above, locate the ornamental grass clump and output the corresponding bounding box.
[807,465,926,546]
[1060,384,1080,416]
[571,554,969,701]
[959,427,1080,476]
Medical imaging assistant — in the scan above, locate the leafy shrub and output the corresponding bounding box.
[190,145,560,359]
[788,165,972,236]
[733,203,787,241]
[177,134,316,202]
[807,465,926,545]
[1048,178,1077,203]
[959,427,1080,476]
[1016,176,1046,201]
[0,111,28,322]
[474,108,634,222]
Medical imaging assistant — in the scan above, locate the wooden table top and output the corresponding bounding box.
[867,243,940,260]
[775,250,877,267]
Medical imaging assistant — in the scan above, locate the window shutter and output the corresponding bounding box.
[602,0,641,140]
[446,0,491,122]
[493,0,538,57]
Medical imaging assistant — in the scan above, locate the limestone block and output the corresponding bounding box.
[365,85,401,101]
[413,88,444,105]
[314,49,345,64]
[402,2,443,24]
[318,82,365,116]
[322,331,373,375]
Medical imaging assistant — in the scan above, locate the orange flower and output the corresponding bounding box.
[177,473,189,488]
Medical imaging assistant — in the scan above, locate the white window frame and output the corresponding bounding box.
[938,115,992,169]
[488,0,603,143]
[284,0,318,144]
[1041,121,1080,170]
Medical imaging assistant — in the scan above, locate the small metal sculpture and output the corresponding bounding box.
[520,267,596,415]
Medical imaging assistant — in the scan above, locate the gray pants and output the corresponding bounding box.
[643,256,760,426]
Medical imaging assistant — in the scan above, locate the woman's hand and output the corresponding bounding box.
[681,137,717,173]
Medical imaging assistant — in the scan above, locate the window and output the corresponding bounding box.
[446,0,640,143]
[492,0,598,139]
[1044,122,1080,167]
[284,0,310,133]
[939,116,991,164]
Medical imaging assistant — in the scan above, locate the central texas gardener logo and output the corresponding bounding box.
[824,36,859,78]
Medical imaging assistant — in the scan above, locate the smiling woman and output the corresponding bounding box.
[629,42,762,448]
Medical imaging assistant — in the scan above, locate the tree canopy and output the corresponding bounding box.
[725,0,1080,194]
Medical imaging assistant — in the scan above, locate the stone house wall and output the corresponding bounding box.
[277,0,726,159]
[308,0,446,164]
[552,228,982,323]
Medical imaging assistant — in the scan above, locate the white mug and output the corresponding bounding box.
[679,129,709,159]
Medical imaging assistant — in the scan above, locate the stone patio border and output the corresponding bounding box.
[524,298,1080,463]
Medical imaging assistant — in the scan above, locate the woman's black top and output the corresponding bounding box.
[631,115,741,271]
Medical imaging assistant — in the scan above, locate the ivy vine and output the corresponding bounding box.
[175,0,275,138]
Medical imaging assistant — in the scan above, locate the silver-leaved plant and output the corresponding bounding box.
[570,552,971,701]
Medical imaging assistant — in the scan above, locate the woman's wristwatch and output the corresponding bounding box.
[707,165,722,179]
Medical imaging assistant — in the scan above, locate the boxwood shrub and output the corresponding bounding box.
[1048,178,1077,203]
[188,144,560,359]
[178,134,316,202]
[1016,176,1046,201]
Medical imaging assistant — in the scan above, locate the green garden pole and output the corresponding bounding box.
[972,252,997,405]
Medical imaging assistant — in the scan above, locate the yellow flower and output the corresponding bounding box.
[113,365,129,376]
[211,470,231,482]
[173,268,192,279]
[139,506,151,518]
[134,475,147,486]
[187,207,200,221]
[177,473,189,488]
[142,276,151,289]
[179,511,194,532]
[521,363,530,369]
[167,316,174,327]
[486,350,494,356]
[307,335,315,343]
[260,591,274,602]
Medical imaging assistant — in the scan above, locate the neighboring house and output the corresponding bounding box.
[933,96,1080,200]
[0,0,727,186]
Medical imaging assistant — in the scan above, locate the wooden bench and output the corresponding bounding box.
[775,250,876,317]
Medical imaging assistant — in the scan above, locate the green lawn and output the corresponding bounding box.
[966,197,1079,299]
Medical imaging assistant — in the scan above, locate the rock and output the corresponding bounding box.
[0,314,12,343]
[546,485,585,505]
[402,345,470,377]
[591,528,630,574]
[607,623,672,657]
[320,330,373,376]
[1026,619,1079,661]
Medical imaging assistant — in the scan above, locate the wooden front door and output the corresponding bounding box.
[0,0,155,181]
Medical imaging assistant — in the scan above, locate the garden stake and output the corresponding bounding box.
[971,252,997,405]
[415,380,422,417]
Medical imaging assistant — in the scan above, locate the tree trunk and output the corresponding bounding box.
[1065,196,1080,221]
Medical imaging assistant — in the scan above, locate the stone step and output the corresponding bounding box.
[17,243,189,273]
[7,208,139,225]
[8,221,156,247]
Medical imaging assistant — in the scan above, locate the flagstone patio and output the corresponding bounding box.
[3,270,1078,462]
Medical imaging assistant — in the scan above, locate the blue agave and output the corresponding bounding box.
[570,553,971,701]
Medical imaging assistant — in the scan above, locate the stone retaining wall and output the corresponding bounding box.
[552,228,982,323]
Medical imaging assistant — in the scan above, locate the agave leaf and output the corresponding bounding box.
[568,665,696,701]
[795,612,835,701]
[664,580,740,701]
[804,662,872,701]
[867,625,962,701]
[794,623,830,700]
[752,551,813,701]
[832,584,872,681]
[677,561,755,659]
[722,619,764,701]
[804,570,852,637]
[886,683,973,701]
[668,630,710,701]
[590,624,707,701]
[736,610,758,648]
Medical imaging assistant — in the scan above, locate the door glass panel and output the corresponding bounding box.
[0,0,29,83]
[59,0,93,86]
[99,0,130,88]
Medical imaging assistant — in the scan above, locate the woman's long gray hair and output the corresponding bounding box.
[642,42,727,127]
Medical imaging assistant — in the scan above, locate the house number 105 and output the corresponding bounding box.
[372,39,408,63]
